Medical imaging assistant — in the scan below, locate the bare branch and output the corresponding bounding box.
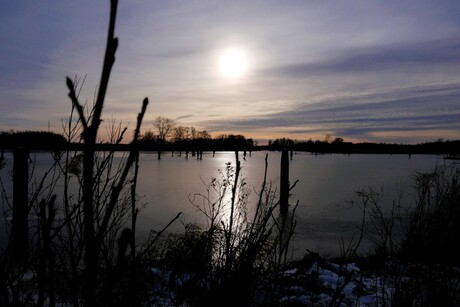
[90,0,119,137]
[139,212,183,259]
[133,98,149,143]
[66,77,88,131]
[96,98,149,245]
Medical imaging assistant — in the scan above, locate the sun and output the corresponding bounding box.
[218,48,248,78]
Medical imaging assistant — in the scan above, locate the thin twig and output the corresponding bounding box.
[66,77,88,131]
[97,98,148,245]
[139,212,183,258]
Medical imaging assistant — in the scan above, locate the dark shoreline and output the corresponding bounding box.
[1,130,459,155]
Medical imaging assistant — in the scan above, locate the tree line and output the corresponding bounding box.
[137,116,255,151]
[1,128,459,155]
[265,136,460,155]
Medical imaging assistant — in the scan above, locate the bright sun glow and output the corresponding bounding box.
[218,48,248,78]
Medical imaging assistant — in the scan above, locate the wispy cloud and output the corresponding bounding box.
[263,37,460,78]
[203,83,460,142]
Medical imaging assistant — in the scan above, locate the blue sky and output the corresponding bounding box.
[1,1,460,144]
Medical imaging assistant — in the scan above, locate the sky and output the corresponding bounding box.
[1,1,460,144]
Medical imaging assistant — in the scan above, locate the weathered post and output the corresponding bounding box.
[280,149,289,215]
[12,147,29,261]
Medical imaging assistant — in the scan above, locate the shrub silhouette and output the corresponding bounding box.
[147,153,297,306]
[400,163,460,265]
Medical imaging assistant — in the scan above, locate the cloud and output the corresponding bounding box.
[174,114,194,121]
[202,83,460,141]
[263,37,460,79]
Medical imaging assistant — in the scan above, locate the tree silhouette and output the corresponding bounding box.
[152,116,175,142]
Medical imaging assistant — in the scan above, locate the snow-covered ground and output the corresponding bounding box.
[147,253,460,306]
[280,259,393,306]
[147,258,394,306]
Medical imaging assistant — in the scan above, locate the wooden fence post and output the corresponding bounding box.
[12,147,29,261]
[280,149,289,215]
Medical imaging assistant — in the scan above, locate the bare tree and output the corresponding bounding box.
[197,130,211,140]
[152,116,175,142]
[173,125,190,141]
[190,126,198,139]
[173,125,210,141]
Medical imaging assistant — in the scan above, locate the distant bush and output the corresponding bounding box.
[0,130,67,150]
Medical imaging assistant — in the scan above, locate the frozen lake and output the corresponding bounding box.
[0,150,448,257]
